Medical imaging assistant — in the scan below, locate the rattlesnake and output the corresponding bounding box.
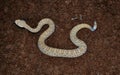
[15,18,97,58]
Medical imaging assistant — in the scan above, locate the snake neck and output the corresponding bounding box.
[16,18,55,40]
[70,24,93,47]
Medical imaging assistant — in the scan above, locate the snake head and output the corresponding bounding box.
[91,21,97,31]
[15,19,26,28]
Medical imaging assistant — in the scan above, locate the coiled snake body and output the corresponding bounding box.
[15,18,97,58]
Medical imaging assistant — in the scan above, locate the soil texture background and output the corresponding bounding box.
[0,0,120,75]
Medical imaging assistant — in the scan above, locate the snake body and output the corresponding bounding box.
[15,18,97,58]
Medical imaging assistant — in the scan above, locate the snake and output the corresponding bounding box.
[15,18,97,58]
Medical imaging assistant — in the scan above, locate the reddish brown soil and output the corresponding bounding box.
[0,0,120,75]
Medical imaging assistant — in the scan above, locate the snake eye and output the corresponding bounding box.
[91,21,97,31]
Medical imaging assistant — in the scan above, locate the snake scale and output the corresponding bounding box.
[15,18,97,58]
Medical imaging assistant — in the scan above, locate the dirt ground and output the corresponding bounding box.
[0,0,120,75]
